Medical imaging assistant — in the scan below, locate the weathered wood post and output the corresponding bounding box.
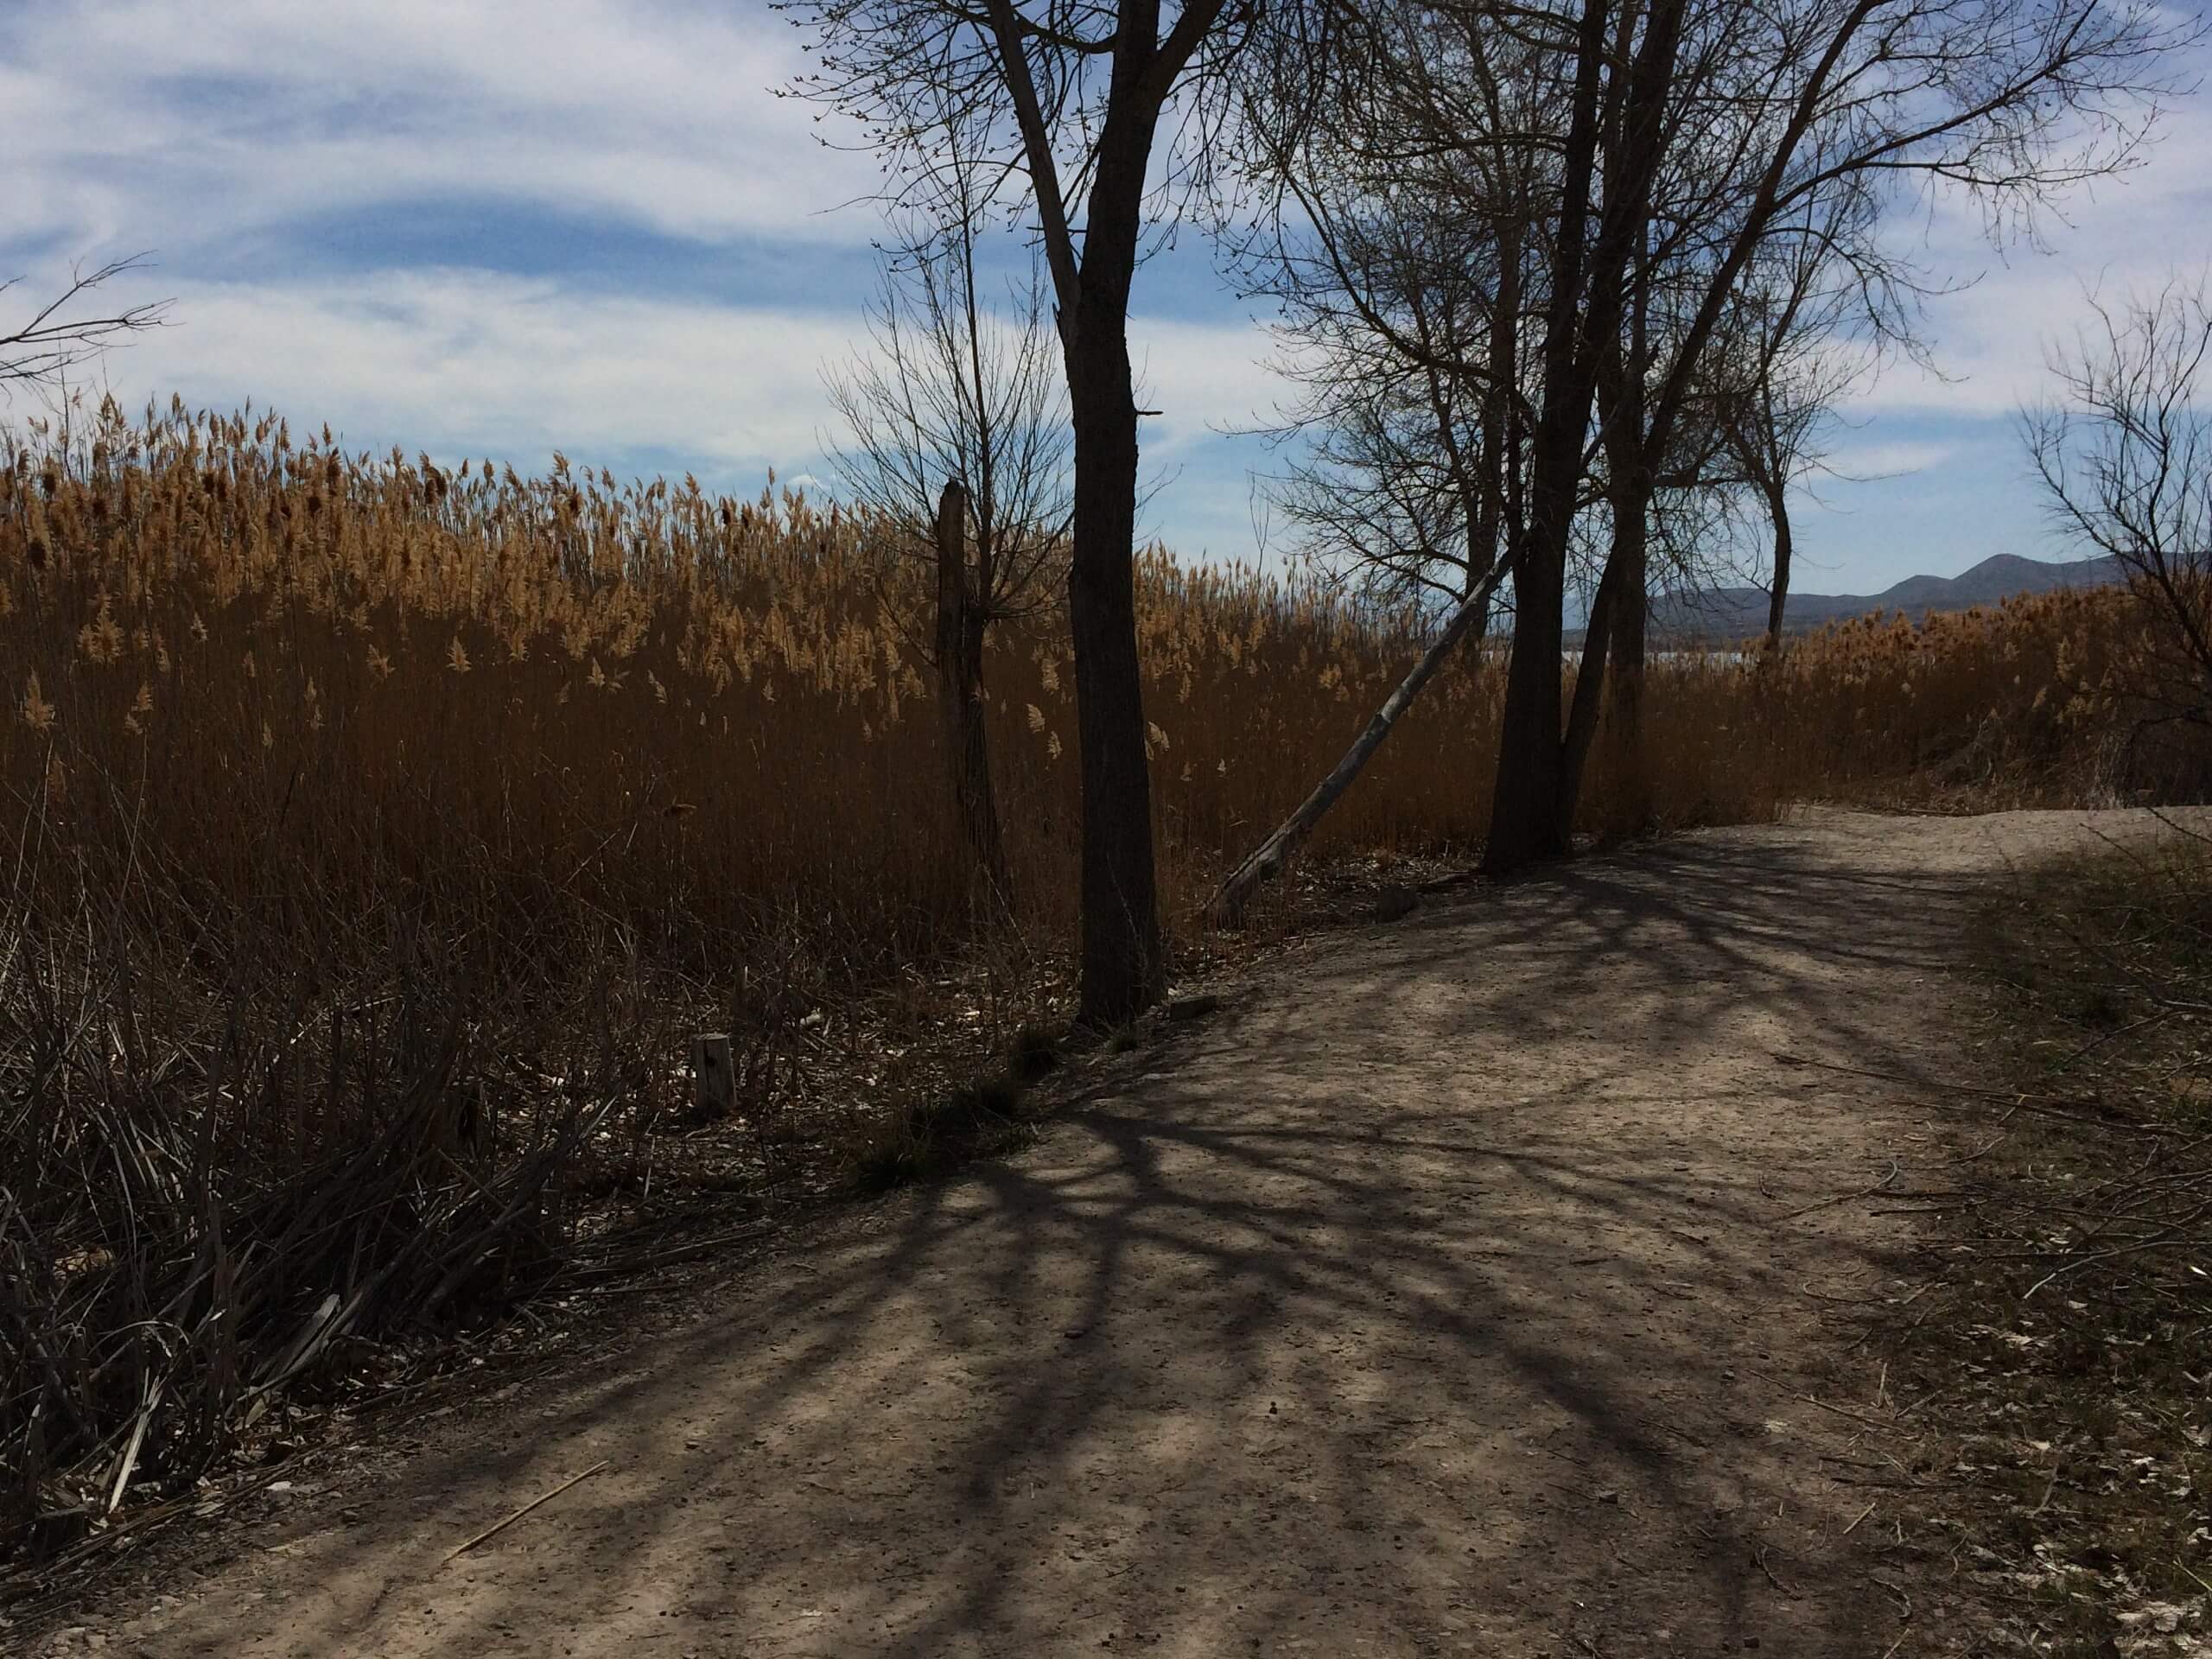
[691,1033,734,1121]
[934,478,1010,898]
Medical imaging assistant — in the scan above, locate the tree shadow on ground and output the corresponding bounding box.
[137,817,1995,1658]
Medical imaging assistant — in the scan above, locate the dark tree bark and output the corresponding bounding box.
[1481,0,1613,876]
[1064,288,1165,1019]
[1605,493,1652,824]
[1560,546,1626,817]
[1469,220,1524,632]
[798,0,1251,1025]
[1041,12,1185,1024]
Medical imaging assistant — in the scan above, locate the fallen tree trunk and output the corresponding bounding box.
[1208,559,1514,926]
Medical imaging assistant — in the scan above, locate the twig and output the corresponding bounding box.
[568,1224,776,1278]
[442,1459,609,1564]
[1749,1370,1896,1432]
[2028,1465,2059,1516]
[1771,1052,2159,1135]
[1766,1158,1901,1224]
[2024,1224,2209,1298]
[1840,1501,1876,1536]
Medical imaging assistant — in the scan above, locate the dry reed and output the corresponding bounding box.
[0,392,2190,1570]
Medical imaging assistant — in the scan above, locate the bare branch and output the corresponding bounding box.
[0,257,169,392]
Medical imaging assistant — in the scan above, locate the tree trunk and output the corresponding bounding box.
[1605,499,1650,830]
[1602,256,1653,836]
[1065,379,1162,1023]
[1465,221,1522,638]
[1061,124,1166,1025]
[1481,0,1611,877]
[933,480,1009,899]
[1763,472,1793,654]
[1559,548,1624,822]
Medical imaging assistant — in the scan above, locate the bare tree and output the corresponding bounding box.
[787,0,1281,1020]
[2024,275,2212,730]
[824,197,1071,899]
[1697,219,1875,656]
[1233,6,1549,630]
[1590,186,1878,829]
[1,257,166,392]
[1220,0,2185,900]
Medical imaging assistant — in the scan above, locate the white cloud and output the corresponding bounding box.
[1846,102,2212,423]
[6,0,2204,582]
[0,0,1294,517]
[91,270,854,474]
[0,0,879,258]
[1817,438,1958,480]
[1130,316,1288,450]
[76,269,1283,495]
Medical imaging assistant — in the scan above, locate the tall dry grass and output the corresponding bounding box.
[0,393,2189,1571]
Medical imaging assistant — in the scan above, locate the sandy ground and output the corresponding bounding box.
[43,807,2179,1659]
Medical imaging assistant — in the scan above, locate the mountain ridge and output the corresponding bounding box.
[1644,551,2126,642]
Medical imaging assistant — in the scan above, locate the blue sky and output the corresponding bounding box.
[3,0,2208,597]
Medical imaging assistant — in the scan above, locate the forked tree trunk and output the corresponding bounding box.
[1483,0,1684,876]
[933,480,1009,899]
[1481,0,1616,877]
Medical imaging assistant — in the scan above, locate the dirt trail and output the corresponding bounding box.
[57,808,2171,1658]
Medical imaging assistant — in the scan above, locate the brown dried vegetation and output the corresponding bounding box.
[0,394,2192,1574]
[1880,836,2212,1656]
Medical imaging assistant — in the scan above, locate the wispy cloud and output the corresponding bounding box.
[2,0,2208,582]
[1817,438,1957,480]
[79,270,1279,493]
[1847,105,2212,423]
[0,0,879,257]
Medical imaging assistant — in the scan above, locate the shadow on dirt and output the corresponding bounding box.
[124,822,1983,1657]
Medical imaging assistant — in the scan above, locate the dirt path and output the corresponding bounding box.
[54,808,2172,1658]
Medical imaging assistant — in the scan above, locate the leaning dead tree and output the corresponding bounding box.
[1210,559,1515,923]
[823,173,1070,900]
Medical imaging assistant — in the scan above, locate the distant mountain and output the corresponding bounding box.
[1644,552,2127,643]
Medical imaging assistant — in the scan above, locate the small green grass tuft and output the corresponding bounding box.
[850,1070,1036,1192]
[1007,1024,1063,1081]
